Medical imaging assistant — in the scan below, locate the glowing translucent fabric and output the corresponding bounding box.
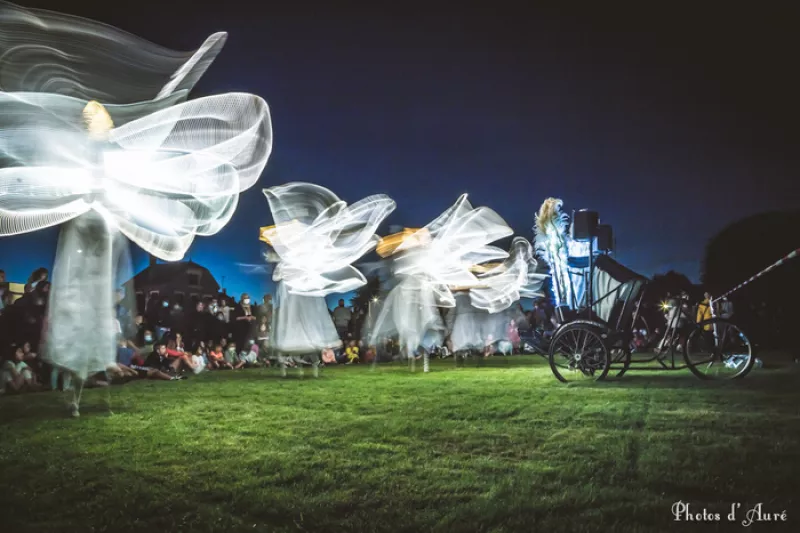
[471,237,547,313]
[534,198,572,308]
[369,194,513,357]
[446,291,500,352]
[45,211,133,378]
[0,6,272,387]
[263,183,396,297]
[445,238,547,352]
[262,183,396,353]
[0,1,226,104]
[0,92,272,256]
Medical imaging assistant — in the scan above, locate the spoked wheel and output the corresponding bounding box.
[684,318,754,379]
[549,324,610,382]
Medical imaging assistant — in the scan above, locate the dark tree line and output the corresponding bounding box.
[701,210,800,351]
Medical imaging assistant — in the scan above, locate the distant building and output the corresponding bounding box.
[123,256,222,314]
[0,282,24,304]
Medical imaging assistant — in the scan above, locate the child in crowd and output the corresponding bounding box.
[345,340,360,364]
[165,340,198,373]
[224,343,238,367]
[321,348,336,365]
[363,346,376,364]
[2,346,42,393]
[208,344,232,370]
[235,343,259,369]
[190,345,207,375]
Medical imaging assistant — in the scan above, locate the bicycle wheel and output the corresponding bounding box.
[549,323,610,382]
[684,318,754,379]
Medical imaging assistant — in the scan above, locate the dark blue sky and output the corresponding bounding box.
[1,1,798,304]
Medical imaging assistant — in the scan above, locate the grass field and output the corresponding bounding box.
[1,355,798,532]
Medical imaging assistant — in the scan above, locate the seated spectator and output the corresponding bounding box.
[363,346,376,364]
[345,340,360,364]
[484,334,495,357]
[224,342,238,367]
[165,340,198,373]
[144,343,171,372]
[174,333,186,353]
[190,345,207,375]
[129,343,184,381]
[207,344,232,369]
[20,341,48,384]
[321,348,337,365]
[2,345,42,393]
[235,344,259,369]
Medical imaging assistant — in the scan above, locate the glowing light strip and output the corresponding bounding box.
[712,248,800,303]
[0,91,272,261]
[262,182,396,297]
[0,0,227,104]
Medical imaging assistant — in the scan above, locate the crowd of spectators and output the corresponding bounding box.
[1,264,565,395]
[6,263,787,395]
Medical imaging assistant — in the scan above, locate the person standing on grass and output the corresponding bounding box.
[232,293,258,349]
[332,299,352,341]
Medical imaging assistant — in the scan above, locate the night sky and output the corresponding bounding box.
[1,1,797,306]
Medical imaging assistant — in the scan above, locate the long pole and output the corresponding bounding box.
[711,248,799,304]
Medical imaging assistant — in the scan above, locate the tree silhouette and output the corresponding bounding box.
[701,209,800,349]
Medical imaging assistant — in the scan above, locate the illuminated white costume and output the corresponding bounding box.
[0,2,272,412]
[448,237,546,352]
[369,194,513,370]
[261,183,395,374]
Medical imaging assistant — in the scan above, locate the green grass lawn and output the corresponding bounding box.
[1,355,798,533]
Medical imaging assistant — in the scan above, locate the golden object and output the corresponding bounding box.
[259,224,276,244]
[376,227,431,257]
[83,101,114,140]
[469,262,504,274]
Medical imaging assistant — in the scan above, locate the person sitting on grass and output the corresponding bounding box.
[21,341,45,383]
[140,343,186,380]
[108,337,140,381]
[208,344,232,370]
[235,343,260,369]
[190,345,207,375]
[224,342,238,367]
[362,346,376,364]
[2,346,42,393]
[484,334,495,357]
[345,339,360,364]
[165,339,198,373]
[321,348,336,365]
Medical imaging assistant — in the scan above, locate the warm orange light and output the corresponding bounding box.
[259,225,276,244]
[376,227,430,257]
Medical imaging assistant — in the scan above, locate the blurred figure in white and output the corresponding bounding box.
[369,195,514,372]
[260,183,395,378]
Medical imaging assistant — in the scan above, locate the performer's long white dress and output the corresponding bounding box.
[262,182,396,356]
[370,273,446,355]
[448,237,547,352]
[272,281,341,354]
[368,195,516,358]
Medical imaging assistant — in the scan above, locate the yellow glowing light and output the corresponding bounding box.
[376,227,430,257]
[469,262,504,274]
[259,220,306,245]
[660,300,672,312]
[82,101,114,140]
[259,224,276,244]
